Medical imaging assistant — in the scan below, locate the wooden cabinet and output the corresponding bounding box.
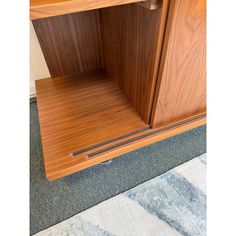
[31,0,206,181]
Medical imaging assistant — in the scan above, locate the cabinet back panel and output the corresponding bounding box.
[100,3,168,123]
[32,11,104,77]
[151,0,206,127]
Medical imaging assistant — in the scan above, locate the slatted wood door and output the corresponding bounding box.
[151,0,206,127]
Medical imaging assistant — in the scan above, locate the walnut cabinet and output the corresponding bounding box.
[30,0,206,180]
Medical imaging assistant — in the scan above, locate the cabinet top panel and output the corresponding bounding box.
[30,0,143,19]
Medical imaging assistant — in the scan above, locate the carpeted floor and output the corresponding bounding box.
[30,102,206,235]
[35,154,206,236]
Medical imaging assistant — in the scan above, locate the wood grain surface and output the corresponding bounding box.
[35,71,147,180]
[30,0,144,19]
[33,2,170,123]
[151,0,206,127]
[47,112,205,181]
[32,11,104,78]
[100,2,169,123]
[35,69,205,180]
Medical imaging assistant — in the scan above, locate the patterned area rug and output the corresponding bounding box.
[35,154,206,236]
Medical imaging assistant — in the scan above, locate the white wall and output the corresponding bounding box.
[30,22,50,97]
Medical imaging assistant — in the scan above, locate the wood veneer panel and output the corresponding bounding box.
[32,11,104,78]
[100,1,170,123]
[44,110,206,181]
[151,0,206,127]
[35,72,147,180]
[30,0,144,20]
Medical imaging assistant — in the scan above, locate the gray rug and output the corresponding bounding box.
[35,154,206,236]
[30,102,206,235]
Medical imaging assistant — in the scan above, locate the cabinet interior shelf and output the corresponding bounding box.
[30,0,144,19]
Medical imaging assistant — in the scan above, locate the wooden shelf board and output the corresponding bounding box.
[30,0,144,19]
[35,72,147,180]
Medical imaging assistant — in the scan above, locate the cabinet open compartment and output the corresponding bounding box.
[32,2,166,180]
[36,71,151,180]
[31,0,206,181]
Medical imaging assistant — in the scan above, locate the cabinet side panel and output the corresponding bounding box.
[100,2,169,123]
[151,0,206,127]
[32,11,104,77]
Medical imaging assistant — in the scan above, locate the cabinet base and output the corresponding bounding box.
[36,72,206,181]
